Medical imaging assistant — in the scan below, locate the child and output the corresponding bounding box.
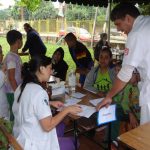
[12,55,82,150]
[0,45,9,118]
[114,63,140,128]
[3,30,23,121]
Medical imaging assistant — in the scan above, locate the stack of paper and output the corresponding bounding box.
[51,86,65,98]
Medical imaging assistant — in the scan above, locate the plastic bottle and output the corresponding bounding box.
[68,69,76,92]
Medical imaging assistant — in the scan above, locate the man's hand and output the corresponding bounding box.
[96,97,112,111]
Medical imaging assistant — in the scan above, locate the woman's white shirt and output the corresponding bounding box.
[12,83,60,150]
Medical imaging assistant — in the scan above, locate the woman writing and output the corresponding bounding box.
[12,55,82,150]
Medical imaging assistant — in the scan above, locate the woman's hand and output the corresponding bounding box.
[129,113,139,129]
[64,105,82,115]
[50,101,64,109]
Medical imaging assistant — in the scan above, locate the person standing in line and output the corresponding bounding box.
[12,55,82,150]
[94,33,110,61]
[64,32,94,86]
[97,2,150,125]
[22,23,47,57]
[3,30,23,121]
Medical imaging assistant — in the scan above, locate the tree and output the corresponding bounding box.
[66,4,106,21]
[0,9,11,20]
[30,1,57,19]
[139,4,150,15]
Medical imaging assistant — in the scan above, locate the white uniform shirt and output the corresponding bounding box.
[12,83,60,150]
[0,70,9,118]
[123,15,150,106]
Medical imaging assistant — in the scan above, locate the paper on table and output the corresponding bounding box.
[97,104,116,126]
[57,98,81,111]
[71,92,85,99]
[89,98,104,106]
[77,104,96,118]
[52,86,65,97]
[83,88,97,94]
[65,98,82,106]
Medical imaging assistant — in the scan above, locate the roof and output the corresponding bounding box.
[48,0,149,7]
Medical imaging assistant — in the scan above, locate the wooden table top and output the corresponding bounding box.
[52,86,100,119]
[118,122,150,150]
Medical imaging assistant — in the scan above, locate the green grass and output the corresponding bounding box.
[0,36,94,72]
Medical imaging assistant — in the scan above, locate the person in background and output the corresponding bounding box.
[12,55,82,150]
[94,33,110,61]
[52,47,68,81]
[0,45,9,118]
[97,2,150,125]
[22,23,47,57]
[3,30,23,121]
[64,32,94,86]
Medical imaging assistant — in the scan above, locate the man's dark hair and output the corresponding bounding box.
[110,2,140,21]
[6,30,22,45]
[64,32,77,41]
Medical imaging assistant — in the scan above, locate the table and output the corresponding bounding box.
[53,86,112,150]
[118,122,150,150]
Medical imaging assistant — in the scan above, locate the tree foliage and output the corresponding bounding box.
[139,4,150,15]
[30,1,57,19]
[0,9,11,20]
[16,0,41,11]
[66,4,106,21]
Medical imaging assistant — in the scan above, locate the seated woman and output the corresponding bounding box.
[52,47,68,81]
[12,55,82,150]
[84,47,115,96]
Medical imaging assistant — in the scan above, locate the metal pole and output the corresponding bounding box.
[91,7,98,48]
[107,0,112,43]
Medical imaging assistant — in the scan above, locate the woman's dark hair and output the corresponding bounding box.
[111,2,140,21]
[17,55,51,102]
[53,47,64,60]
[99,47,112,58]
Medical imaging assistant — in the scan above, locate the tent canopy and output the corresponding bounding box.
[47,0,149,7]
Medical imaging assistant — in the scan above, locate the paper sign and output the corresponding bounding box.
[97,104,116,126]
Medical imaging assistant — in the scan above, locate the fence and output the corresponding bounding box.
[0,19,105,35]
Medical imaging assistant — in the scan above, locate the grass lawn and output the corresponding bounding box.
[0,36,94,72]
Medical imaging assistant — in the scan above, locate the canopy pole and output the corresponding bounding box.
[107,0,112,43]
[91,7,98,48]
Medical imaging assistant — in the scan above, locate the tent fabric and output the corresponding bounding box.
[47,0,149,7]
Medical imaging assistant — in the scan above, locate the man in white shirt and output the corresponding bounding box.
[97,2,150,125]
